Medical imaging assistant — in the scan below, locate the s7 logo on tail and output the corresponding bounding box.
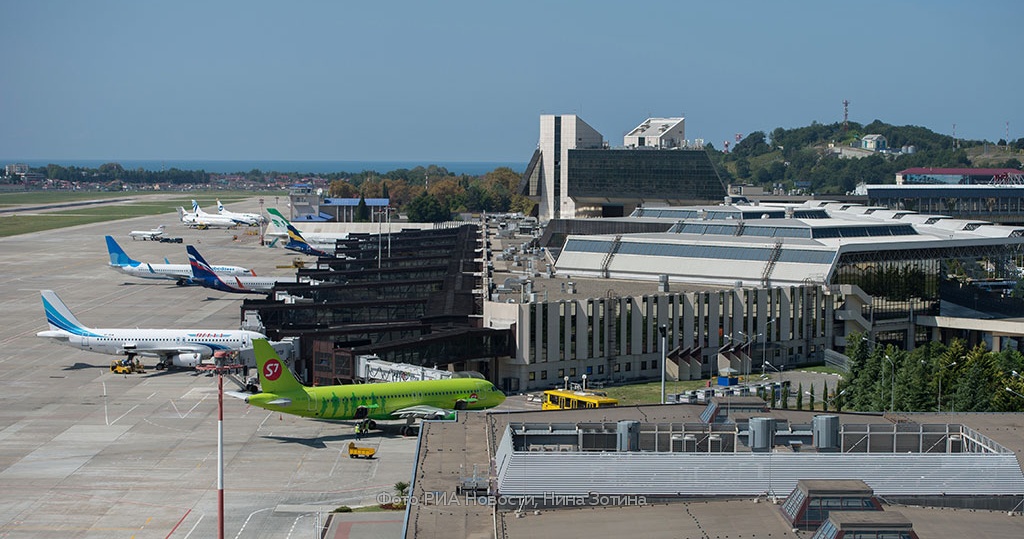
[263,359,282,381]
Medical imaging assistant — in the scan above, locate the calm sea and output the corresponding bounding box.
[4,159,527,176]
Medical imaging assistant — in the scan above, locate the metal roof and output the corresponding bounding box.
[553,201,1024,286]
[495,425,1024,498]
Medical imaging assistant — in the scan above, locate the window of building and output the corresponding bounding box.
[641,361,648,370]
[558,369,564,378]
[529,372,536,381]
[569,368,576,376]
[586,366,593,375]
[598,365,604,374]
[625,362,632,372]
[541,370,548,380]
[613,364,620,373]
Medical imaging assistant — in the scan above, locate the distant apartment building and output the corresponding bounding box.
[4,163,29,176]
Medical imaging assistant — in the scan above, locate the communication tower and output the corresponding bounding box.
[842,99,849,132]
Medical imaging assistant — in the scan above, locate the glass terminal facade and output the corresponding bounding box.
[567,149,727,203]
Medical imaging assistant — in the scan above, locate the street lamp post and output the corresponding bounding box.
[826,388,848,411]
[762,320,773,385]
[762,361,784,407]
[734,330,762,388]
[659,325,668,404]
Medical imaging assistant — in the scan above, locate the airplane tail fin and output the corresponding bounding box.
[191,200,200,214]
[105,236,139,266]
[266,207,291,228]
[283,224,329,257]
[178,207,186,221]
[217,200,225,213]
[285,223,310,244]
[186,245,221,282]
[253,339,304,393]
[40,290,92,334]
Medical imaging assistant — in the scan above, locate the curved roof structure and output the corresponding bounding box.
[554,201,1024,287]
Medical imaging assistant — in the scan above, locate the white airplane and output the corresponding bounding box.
[265,208,347,254]
[36,290,267,369]
[178,206,237,229]
[187,245,293,294]
[216,200,264,226]
[106,235,253,285]
[128,224,166,241]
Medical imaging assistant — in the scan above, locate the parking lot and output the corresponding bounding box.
[0,201,415,538]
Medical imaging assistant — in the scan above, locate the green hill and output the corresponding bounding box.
[710,121,1024,195]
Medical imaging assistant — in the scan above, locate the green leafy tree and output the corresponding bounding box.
[405,192,450,223]
[895,344,935,411]
[329,180,359,198]
[950,344,996,412]
[355,196,371,222]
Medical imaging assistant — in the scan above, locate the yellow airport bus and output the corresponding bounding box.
[541,388,619,410]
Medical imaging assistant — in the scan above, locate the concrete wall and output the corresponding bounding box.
[493,284,833,391]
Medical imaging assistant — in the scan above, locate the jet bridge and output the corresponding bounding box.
[355,355,452,382]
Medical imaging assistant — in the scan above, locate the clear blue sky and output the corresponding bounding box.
[2,0,1021,163]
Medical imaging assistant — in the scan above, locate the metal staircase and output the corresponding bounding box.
[761,240,783,287]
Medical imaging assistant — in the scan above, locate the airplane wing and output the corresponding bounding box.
[390,405,455,420]
[224,391,291,407]
[122,343,211,357]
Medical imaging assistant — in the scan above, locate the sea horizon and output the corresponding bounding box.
[1,158,528,176]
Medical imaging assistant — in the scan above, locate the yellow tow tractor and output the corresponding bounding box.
[110,358,146,374]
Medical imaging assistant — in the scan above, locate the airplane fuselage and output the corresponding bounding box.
[110,262,250,282]
[129,232,162,240]
[247,378,505,420]
[38,328,265,367]
[197,274,285,294]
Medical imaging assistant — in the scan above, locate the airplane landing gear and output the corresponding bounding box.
[401,417,419,437]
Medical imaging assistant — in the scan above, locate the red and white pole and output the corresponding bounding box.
[218,372,224,539]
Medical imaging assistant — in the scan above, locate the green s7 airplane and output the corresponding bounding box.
[232,339,506,434]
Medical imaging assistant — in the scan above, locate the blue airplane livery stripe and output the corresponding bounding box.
[42,297,105,337]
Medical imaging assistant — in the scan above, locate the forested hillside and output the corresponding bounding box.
[709,120,1024,195]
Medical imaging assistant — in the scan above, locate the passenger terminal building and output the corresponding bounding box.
[487,199,1024,390]
[243,114,1024,395]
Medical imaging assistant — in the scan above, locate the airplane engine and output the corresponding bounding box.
[171,352,203,368]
